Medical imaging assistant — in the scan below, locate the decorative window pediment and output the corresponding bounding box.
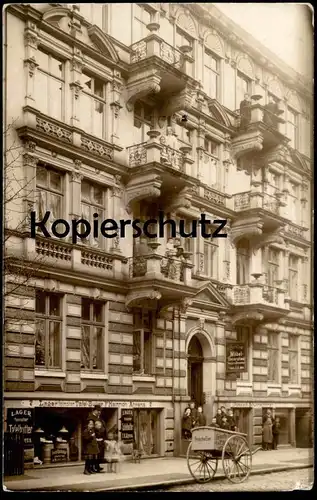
[208,100,232,127]
[285,90,301,112]
[204,32,224,58]
[237,55,254,80]
[87,25,120,63]
[267,78,284,100]
[176,9,197,38]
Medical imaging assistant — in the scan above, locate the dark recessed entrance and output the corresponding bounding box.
[187,336,203,407]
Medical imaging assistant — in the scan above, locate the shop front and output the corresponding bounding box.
[133,409,161,456]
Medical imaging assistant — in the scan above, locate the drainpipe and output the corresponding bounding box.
[178,306,181,400]
[172,307,175,403]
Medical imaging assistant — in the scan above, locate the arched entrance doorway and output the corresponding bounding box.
[187,336,203,406]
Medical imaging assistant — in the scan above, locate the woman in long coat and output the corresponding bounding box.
[83,420,99,474]
[262,413,273,450]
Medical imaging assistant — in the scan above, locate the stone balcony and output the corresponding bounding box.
[126,246,196,310]
[231,280,289,325]
[125,132,197,211]
[25,237,127,280]
[231,104,289,160]
[127,32,199,112]
[231,190,287,245]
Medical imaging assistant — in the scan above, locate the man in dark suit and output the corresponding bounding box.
[87,405,107,472]
[239,93,252,129]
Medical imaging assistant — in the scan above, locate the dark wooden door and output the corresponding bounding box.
[189,361,203,406]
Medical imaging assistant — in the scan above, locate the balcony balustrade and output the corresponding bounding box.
[128,142,185,172]
[231,104,288,160]
[232,283,287,310]
[128,252,193,285]
[233,191,281,216]
[131,36,184,68]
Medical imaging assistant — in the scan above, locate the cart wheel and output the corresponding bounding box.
[187,441,218,483]
[222,434,252,484]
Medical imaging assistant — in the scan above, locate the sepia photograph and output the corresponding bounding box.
[2,2,313,493]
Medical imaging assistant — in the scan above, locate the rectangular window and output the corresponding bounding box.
[288,182,300,222]
[133,311,153,375]
[288,335,298,384]
[133,4,152,43]
[81,298,104,371]
[202,240,218,279]
[287,107,298,149]
[35,164,64,234]
[80,72,107,139]
[236,240,250,285]
[81,181,106,249]
[267,248,279,286]
[204,50,219,99]
[202,137,220,189]
[35,49,64,121]
[35,291,62,368]
[133,100,154,144]
[267,332,279,383]
[236,71,251,109]
[288,254,299,301]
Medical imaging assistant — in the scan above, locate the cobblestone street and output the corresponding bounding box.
[154,468,313,492]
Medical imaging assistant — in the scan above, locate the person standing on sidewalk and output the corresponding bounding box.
[262,412,273,450]
[196,406,207,427]
[95,420,107,472]
[272,417,281,450]
[82,420,99,475]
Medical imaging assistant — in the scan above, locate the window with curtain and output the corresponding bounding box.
[236,71,251,109]
[204,50,219,99]
[288,335,299,384]
[133,4,152,43]
[81,181,106,249]
[236,239,250,285]
[79,4,104,30]
[80,72,107,139]
[202,137,220,189]
[35,164,64,235]
[267,332,279,383]
[133,100,154,144]
[288,181,300,223]
[133,310,153,374]
[35,49,64,121]
[236,326,250,381]
[202,240,218,279]
[287,107,298,149]
[81,299,104,371]
[288,254,299,301]
[35,291,62,368]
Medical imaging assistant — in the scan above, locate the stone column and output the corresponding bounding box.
[22,147,38,231]
[283,248,290,298]
[69,164,83,220]
[110,178,123,254]
[289,407,296,447]
[110,76,123,146]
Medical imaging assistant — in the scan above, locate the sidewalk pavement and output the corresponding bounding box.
[4,448,313,492]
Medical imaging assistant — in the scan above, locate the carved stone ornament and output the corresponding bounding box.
[24,56,39,78]
[125,289,162,309]
[126,70,161,112]
[36,117,72,143]
[70,80,83,99]
[71,171,83,182]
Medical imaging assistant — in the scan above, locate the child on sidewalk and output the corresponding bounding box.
[104,431,123,472]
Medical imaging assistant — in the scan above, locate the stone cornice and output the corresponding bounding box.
[189,4,313,100]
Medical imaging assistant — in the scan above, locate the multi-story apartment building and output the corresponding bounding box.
[4,3,313,467]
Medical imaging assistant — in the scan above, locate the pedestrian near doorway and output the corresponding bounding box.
[196,406,207,426]
[189,401,198,428]
[82,420,99,475]
[215,408,223,427]
[272,417,281,450]
[262,411,273,450]
[95,420,106,472]
[227,409,237,431]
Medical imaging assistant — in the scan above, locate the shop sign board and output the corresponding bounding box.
[19,400,155,408]
[120,409,134,443]
[226,341,246,374]
[6,408,34,464]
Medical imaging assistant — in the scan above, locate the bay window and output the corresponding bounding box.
[267,332,279,383]
[133,101,154,144]
[236,71,251,109]
[35,49,64,121]
[204,50,219,99]
[80,73,107,139]
[81,299,104,371]
[288,335,299,384]
[81,181,107,249]
[288,254,299,301]
[35,164,64,235]
[35,291,62,368]
[287,107,298,149]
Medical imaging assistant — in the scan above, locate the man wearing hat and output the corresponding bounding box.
[87,405,107,472]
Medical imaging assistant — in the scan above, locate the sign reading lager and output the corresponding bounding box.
[7,408,34,464]
[226,341,246,374]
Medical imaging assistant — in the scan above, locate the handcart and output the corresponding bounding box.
[187,426,260,484]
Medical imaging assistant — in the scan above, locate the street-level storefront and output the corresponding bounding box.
[4,399,168,467]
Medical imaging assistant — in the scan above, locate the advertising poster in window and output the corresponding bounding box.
[226,341,246,374]
[7,408,35,464]
[121,409,134,443]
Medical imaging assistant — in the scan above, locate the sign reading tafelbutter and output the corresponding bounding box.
[226,341,246,374]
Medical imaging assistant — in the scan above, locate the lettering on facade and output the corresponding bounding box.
[226,341,246,373]
[7,408,34,463]
[120,409,134,443]
[19,400,154,409]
